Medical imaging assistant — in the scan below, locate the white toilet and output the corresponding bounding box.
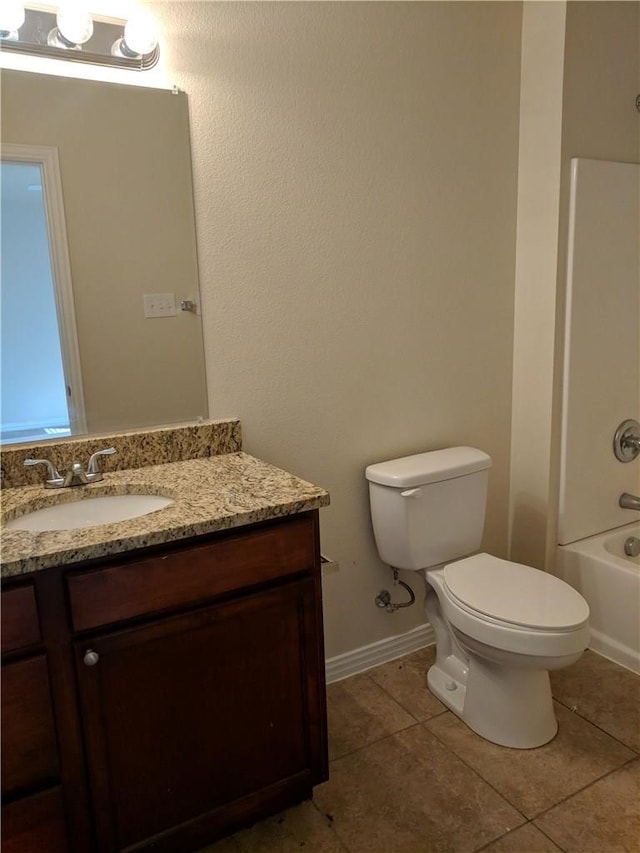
[365,447,590,749]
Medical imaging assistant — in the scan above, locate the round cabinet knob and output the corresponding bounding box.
[83,649,99,667]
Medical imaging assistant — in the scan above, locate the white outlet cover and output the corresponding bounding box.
[143,293,177,318]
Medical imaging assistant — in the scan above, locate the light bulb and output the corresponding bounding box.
[56,4,94,46]
[0,2,25,35]
[123,11,158,56]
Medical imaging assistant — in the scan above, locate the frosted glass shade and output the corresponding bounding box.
[57,5,93,45]
[0,2,25,34]
[123,12,158,56]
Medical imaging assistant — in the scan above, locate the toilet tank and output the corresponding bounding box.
[365,447,492,571]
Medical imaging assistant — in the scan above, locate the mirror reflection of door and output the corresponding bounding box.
[1,144,86,444]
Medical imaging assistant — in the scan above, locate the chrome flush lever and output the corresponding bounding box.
[401,488,423,499]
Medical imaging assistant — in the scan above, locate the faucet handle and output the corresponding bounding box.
[24,458,64,487]
[614,419,640,462]
[86,447,117,475]
[619,492,640,511]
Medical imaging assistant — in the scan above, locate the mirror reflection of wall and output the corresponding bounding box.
[0,70,208,446]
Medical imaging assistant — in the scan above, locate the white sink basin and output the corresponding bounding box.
[5,494,174,532]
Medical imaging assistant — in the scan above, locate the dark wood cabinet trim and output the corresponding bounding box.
[1,655,59,797]
[1,583,40,653]
[66,515,316,632]
[122,771,314,853]
[1,786,69,853]
[35,570,97,852]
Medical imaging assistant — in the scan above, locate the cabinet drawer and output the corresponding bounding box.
[67,515,317,632]
[1,584,40,653]
[1,787,68,853]
[2,655,60,795]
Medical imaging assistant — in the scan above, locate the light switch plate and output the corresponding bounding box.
[143,293,177,318]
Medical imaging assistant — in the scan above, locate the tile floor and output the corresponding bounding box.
[202,648,640,852]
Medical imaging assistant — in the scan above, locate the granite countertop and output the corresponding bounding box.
[1,452,330,578]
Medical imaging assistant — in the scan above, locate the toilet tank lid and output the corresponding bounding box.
[365,447,491,488]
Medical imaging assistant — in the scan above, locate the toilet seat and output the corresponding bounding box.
[443,554,589,631]
[427,555,590,657]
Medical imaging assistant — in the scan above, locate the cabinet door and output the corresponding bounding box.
[1,584,40,653]
[1,787,69,853]
[75,578,321,851]
[1,655,60,796]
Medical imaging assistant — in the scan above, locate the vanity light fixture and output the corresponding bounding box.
[0,3,160,70]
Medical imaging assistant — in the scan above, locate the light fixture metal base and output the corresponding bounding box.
[1,7,159,71]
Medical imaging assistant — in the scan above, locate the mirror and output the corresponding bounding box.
[0,70,208,445]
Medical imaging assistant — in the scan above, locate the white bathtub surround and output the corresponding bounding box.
[555,158,640,674]
[558,159,640,545]
[556,522,640,674]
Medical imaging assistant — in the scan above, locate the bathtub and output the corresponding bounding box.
[555,522,640,674]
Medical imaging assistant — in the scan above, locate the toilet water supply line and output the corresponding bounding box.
[375,568,416,612]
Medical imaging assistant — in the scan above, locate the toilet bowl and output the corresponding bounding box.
[365,447,590,749]
[424,555,589,748]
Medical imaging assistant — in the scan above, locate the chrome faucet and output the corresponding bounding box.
[619,492,640,511]
[24,447,117,489]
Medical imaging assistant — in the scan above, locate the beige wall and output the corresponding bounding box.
[4,1,636,659]
[2,2,523,659]
[510,0,567,569]
[161,1,522,657]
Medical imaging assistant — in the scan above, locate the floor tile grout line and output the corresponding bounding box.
[472,818,567,853]
[358,670,425,724]
[368,654,640,756]
[370,681,450,727]
[362,661,640,798]
[324,650,640,852]
[529,754,640,823]
[321,710,637,853]
[361,661,467,733]
[323,719,533,853]
[422,712,638,825]
[469,821,529,853]
[327,717,425,764]
[323,720,635,853]
[551,696,640,756]
[532,821,568,853]
[418,713,533,822]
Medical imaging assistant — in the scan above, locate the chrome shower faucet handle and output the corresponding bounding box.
[613,419,640,462]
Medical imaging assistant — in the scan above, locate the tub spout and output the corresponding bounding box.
[619,492,640,511]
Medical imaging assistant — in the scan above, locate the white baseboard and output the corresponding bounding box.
[325,623,435,684]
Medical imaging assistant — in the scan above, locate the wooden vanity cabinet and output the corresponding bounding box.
[1,511,328,853]
[1,583,69,853]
